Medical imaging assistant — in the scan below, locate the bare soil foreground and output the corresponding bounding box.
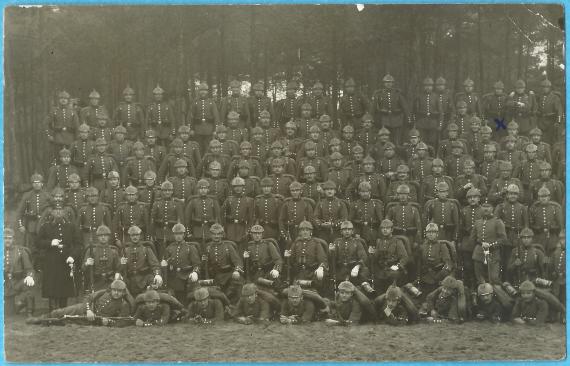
[4,315,566,362]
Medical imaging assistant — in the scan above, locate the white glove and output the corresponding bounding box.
[160,260,168,267]
[66,257,74,264]
[24,276,34,287]
[350,265,360,277]
[243,251,250,259]
[114,273,122,280]
[390,265,399,271]
[86,310,96,321]
[284,250,291,257]
[120,257,128,265]
[328,243,335,251]
[482,242,490,249]
[232,271,240,280]
[153,274,163,287]
[51,239,60,247]
[315,266,324,280]
[270,269,279,279]
[368,246,376,254]
[85,257,94,266]
[189,272,198,282]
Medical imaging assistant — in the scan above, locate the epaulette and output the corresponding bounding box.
[482,92,494,99]
[125,156,135,161]
[281,173,296,180]
[248,176,261,183]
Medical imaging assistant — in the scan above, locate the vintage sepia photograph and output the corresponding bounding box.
[3,4,566,362]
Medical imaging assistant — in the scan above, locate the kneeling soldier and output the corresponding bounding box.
[329,221,369,289]
[244,225,283,284]
[4,228,35,317]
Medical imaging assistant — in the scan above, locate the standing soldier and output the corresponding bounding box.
[506,80,537,135]
[198,140,232,178]
[338,78,370,131]
[125,141,156,187]
[449,101,470,138]
[162,223,201,302]
[222,177,255,251]
[159,139,196,182]
[409,142,433,185]
[65,173,86,215]
[80,90,109,127]
[455,160,487,206]
[169,159,197,203]
[138,171,160,209]
[78,187,113,247]
[434,77,454,124]
[356,114,377,155]
[70,123,95,180]
[150,181,184,258]
[17,174,52,253]
[413,77,443,148]
[327,152,352,199]
[459,188,484,288]
[47,148,80,191]
[254,177,284,240]
[347,156,386,201]
[295,103,317,140]
[307,81,334,119]
[204,160,231,205]
[482,81,508,138]
[220,80,250,128]
[372,74,409,145]
[386,164,419,204]
[546,231,565,321]
[113,85,145,142]
[248,82,275,127]
[146,85,177,146]
[301,165,321,203]
[227,141,263,179]
[488,161,524,205]
[178,125,202,166]
[385,184,422,252]
[417,223,452,295]
[531,162,564,205]
[421,158,454,204]
[423,181,459,242]
[100,171,124,216]
[215,125,239,157]
[121,225,163,297]
[520,143,546,203]
[439,124,468,161]
[37,207,82,311]
[85,138,118,192]
[350,181,384,246]
[455,78,482,117]
[470,203,507,285]
[244,225,283,283]
[479,144,500,186]
[82,225,122,292]
[276,81,301,128]
[536,79,563,145]
[113,186,150,247]
[184,179,222,245]
[529,187,564,254]
[313,181,348,245]
[371,219,409,294]
[45,90,80,162]
[203,224,244,304]
[144,129,167,170]
[278,181,315,248]
[108,126,133,181]
[226,111,249,144]
[4,228,35,317]
[296,142,328,183]
[527,128,552,164]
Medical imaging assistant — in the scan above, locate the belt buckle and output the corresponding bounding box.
[201,119,206,123]
[426,113,431,117]
[62,127,67,131]
[363,222,369,226]
[234,219,239,224]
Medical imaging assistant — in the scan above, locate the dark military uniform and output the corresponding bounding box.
[45,103,80,149]
[455,90,482,117]
[17,189,51,250]
[46,164,80,191]
[222,194,255,250]
[506,91,537,135]
[289,236,328,286]
[81,243,121,291]
[494,201,528,275]
[424,198,459,242]
[144,143,167,171]
[373,235,408,292]
[421,174,455,203]
[409,156,433,184]
[511,296,548,324]
[459,204,483,287]
[529,200,564,253]
[330,236,369,285]
[158,154,196,182]
[248,94,275,127]
[90,125,113,143]
[113,201,150,243]
[414,90,442,147]
[276,96,302,127]
[350,197,384,245]
[4,243,34,315]
[198,153,232,178]
[482,92,508,134]
[313,197,348,244]
[204,240,243,303]
[150,196,184,252]
[226,126,249,145]
[385,202,422,246]
[65,187,87,215]
[278,197,314,245]
[81,104,110,127]
[301,181,321,203]
[184,196,221,241]
[470,214,507,285]
[507,244,544,286]
[86,153,118,192]
[108,139,132,174]
[297,156,328,183]
[169,175,197,203]
[100,186,124,218]
[220,94,251,128]
[204,177,230,205]
[245,239,283,282]
[113,101,145,141]
[125,156,156,187]
[187,298,225,321]
[280,297,315,322]
[488,177,524,205]
[78,203,112,246]
[338,92,370,131]
[347,172,386,201]
[146,101,176,144]
[123,240,161,296]
[372,87,409,144]
[70,138,95,179]
[455,173,487,206]
[327,166,352,199]
[536,90,563,144]
[254,194,283,240]
[417,239,452,294]
[163,240,201,295]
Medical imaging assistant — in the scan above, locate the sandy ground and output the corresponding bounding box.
[4,314,566,362]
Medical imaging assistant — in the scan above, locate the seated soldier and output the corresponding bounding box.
[4,228,35,317]
[187,287,225,324]
[27,280,133,327]
[424,276,466,323]
[134,289,170,327]
[511,280,548,326]
[280,285,316,325]
[375,286,418,326]
[471,283,507,323]
[244,225,283,285]
[325,281,362,326]
[232,283,271,324]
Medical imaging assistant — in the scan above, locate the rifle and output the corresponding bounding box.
[368,245,375,290]
[63,315,135,322]
[483,243,492,283]
[89,244,95,294]
[329,242,337,298]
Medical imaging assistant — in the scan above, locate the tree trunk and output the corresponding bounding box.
[503,17,511,82]
[478,7,485,89]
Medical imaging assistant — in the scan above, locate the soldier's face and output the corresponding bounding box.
[397,172,408,181]
[531,135,541,143]
[272,165,283,175]
[124,94,133,102]
[96,144,107,153]
[240,147,251,156]
[153,93,163,101]
[437,190,448,199]
[4,235,13,248]
[254,90,264,97]
[465,86,474,93]
[299,229,312,240]
[479,293,493,305]
[288,295,302,306]
[126,193,137,203]
[162,188,173,199]
[88,194,99,204]
[147,137,156,146]
[211,232,223,242]
[540,169,551,178]
[343,131,354,140]
[301,109,311,118]
[89,97,99,106]
[230,86,240,96]
[291,188,301,198]
[520,290,534,302]
[238,167,249,177]
[423,85,433,93]
[313,88,323,96]
[515,87,525,94]
[176,167,187,176]
[109,177,120,188]
[260,117,271,127]
[468,195,480,206]
[332,158,342,168]
[397,193,408,202]
[542,86,551,94]
[359,190,371,200]
[324,188,335,198]
[59,97,69,106]
[252,232,263,241]
[132,148,144,158]
[129,233,141,243]
[522,236,533,247]
[145,177,156,187]
[507,128,517,136]
[384,149,395,157]
[172,146,182,155]
[381,226,392,236]
[286,88,296,97]
[262,186,272,195]
[198,186,209,196]
[339,289,353,302]
[215,132,225,141]
[384,81,394,89]
[417,149,427,158]
[482,205,493,216]
[426,231,438,241]
[345,86,355,94]
[174,232,185,242]
[228,118,239,127]
[305,149,316,158]
[463,166,474,176]
[432,166,442,175]
[146,299,159,311]
[410,136,419,145]
[526,151,537,160]
[484,152,494,160]
[481,133,491,141]
[60,155,71,165]
[53,194,64,205]
[539,194,549,203]
[115,133,125,142]
[285,127,296,137]
[98,234,110,245]
[363,163,374,173]
[386,298,400,309]
[69,181,80,189]
[505,141,515,150]
[305,172,316,182]
[210,167,221,177]
[353,151,364,161]
[435,84,445,92]
[245,292,257,305]
[341,228,353,238]
[79,131,89,140]
[506,192,518,203]
[111,288,124,299]
[271,147,282,157]
[233,185,244,194]
[310,132,319,140]
[457,107,467,115]
[197,298,209,309]
[378,134,389,142]
[321,121,331,130]
[495,88,504,95]
[500,168,511,178]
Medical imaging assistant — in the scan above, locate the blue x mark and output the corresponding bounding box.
[494,118,507,131]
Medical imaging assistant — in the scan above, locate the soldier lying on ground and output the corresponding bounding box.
[186,287,225,324]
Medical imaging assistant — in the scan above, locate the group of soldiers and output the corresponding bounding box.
[6,74,566,327]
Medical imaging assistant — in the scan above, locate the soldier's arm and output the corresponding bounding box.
[451,204,460,241]
[157,158,170,182]
[146,247,161,273]
[188,245,202,274]
[356,240,368,265]
[396,241,409,267]
[228,243,244,270]
[268,241,283,270]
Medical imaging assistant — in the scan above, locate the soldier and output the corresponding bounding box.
[226,111,249,145]
[244,225,283,283]
[168,159,197,203]
[220,80,251,128]
[279,285,316,324]
[161,223,201,301]
[326,281,364,325]
[520,143,546,203]
[113,85,145,141]
[278,181,315,247]
[455,159,487,206]
[254,177,283,240]
[297,142,328,183]
[350,181,384,245]
[296,103,318,140]
[248,82,275,127]
[151,181,184,258]
[187,287,225,323]
[386,164,419,203]
[284,221,328,292]
[527,128,552,165]
[121,225,163,297]
[471,126,498,165]
[355,114,377,155]
[134,290,170,326]
[546,232,565,320]
[86,138,118,191]
[276,81,302,127]
[421,158,454,204]
[472,283,507,323]
[327,152,352,199]
[297,125,328,159]
[329,220,371,291]
[90,113,113,143]
[65,173,86,215]
[257,110,280,148]
[4,228,35,317]
[373,74,409,145]
[82,225,122,292]
[470,202,507,285]
[45,90,80,161]
[417,223,452,295]
[313,181,348,244]
[204,161,231,205]
[158,138,196,182]
[198,140,232,179]
[232,283,272,324]
[343,144,365,176]
[371,127,391,162]
[40,187,76,226]
[409,142,433,184]
[184,179,222,244]
[100,171,124,217]
[17,173,52,253]
[80,90,109,127]
[138,170,160,209]
[424,181,459,242]
[178,125,202,166]
[536,79,563,145]
[386,184,422,249]
[375,286,418,325]
[424,275,467,323]
[113,185,150,246]
[144,129,167,170]
[449,101,470,137]
[227,141,263,179]
[78,187,112,247]
[494,184,528,276]
[146,85,176,145]
[377,142,404,182]
[479,144,500,186]
[265,141,297,177]
[222,177,255,251]
[338,78,370,130]
[488,161,524,205]
[531,162,564,205]
[434,77,454,124]
[439,124,468,161]
[280,121,303,160]
[413,77,443,148]
[458,188,484,288]
[511,280,548,325]
[339,125,359,158]
[317,114,339,146]
[215,125,239,157]
[370,219,409,294]
[529,187,564,254]
[502,120,529,151]
[506,80,537,135]
[498,136,525,178]
[125,142,156,187]
[482,81,508,138]
[203,224,244,304]
[347,156,386,201]
[37,207,82,311]
[462,116,483,156]
[507,228,545,286]
[47,148,80,191]
[70,123,95,179]
[455,78,482,117]
[301,165,321,203]
[108,126,132,178]
[307,81,334,119]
